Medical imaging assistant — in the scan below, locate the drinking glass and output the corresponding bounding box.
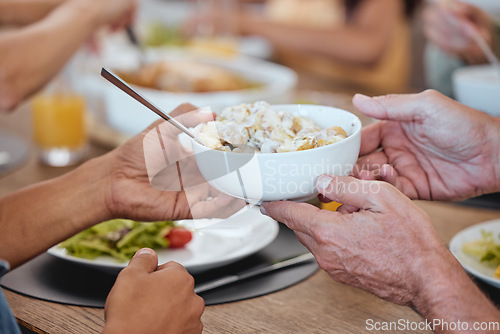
[30,76,88,166]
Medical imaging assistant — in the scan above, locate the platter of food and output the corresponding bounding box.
[48,206,279,274]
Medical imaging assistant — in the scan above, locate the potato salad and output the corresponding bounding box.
[192,101,347,153]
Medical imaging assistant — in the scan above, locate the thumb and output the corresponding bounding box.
[353,93,425,122]
[127,248,158,273]
[316,174,381,210]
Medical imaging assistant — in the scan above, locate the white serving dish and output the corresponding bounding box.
[190,104,362,203]
[48,206,278,274]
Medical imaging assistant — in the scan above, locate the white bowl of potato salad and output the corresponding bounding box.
[190,102,361,202]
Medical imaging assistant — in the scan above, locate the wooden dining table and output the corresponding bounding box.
[1,72,500,334]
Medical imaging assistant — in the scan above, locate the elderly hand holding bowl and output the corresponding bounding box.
[261,90,500,332]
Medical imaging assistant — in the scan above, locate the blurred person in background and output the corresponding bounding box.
[423,0,500,97]
[0,0,136,112]
[0,1,210,331]
[189,0,422,94]
[261,89,500,332]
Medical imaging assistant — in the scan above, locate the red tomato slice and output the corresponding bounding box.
[166,227,192,248]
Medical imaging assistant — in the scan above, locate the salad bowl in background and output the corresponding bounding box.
[453,64,500,117]
[93,50,297,136]
[190,104,362,203]
[450,218,500,289]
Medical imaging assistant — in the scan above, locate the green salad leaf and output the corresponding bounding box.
[144,22,185,47]
[60,219,175,262]
[462,230,500,266]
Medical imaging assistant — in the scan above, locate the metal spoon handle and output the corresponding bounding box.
[125,25,141,47]
[101,68,205,145]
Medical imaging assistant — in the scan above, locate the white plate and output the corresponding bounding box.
[449,218,500,288]
[48,206,279,274]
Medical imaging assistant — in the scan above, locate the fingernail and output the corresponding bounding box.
[259,205,268,216]
[354,93,371,103]
[134,248,155,257]
[316,175,334,190]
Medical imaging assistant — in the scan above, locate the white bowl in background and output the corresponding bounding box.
[101,54,297,136]
[453,64,500,117]
[191,104,362,203]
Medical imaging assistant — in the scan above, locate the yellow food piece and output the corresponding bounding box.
[292,116,320,133]
[495,265,500,278]
[326,126,347,138]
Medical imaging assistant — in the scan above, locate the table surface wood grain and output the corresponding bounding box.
[1,85,499,334]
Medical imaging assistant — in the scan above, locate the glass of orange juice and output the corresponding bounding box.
[31,92,88,166]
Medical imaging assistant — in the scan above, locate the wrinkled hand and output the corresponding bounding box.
[103,248,204,334]
[352,90,500,201]
[261,175,452,307]
[103,103,243,221]
[423,0,493,64]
